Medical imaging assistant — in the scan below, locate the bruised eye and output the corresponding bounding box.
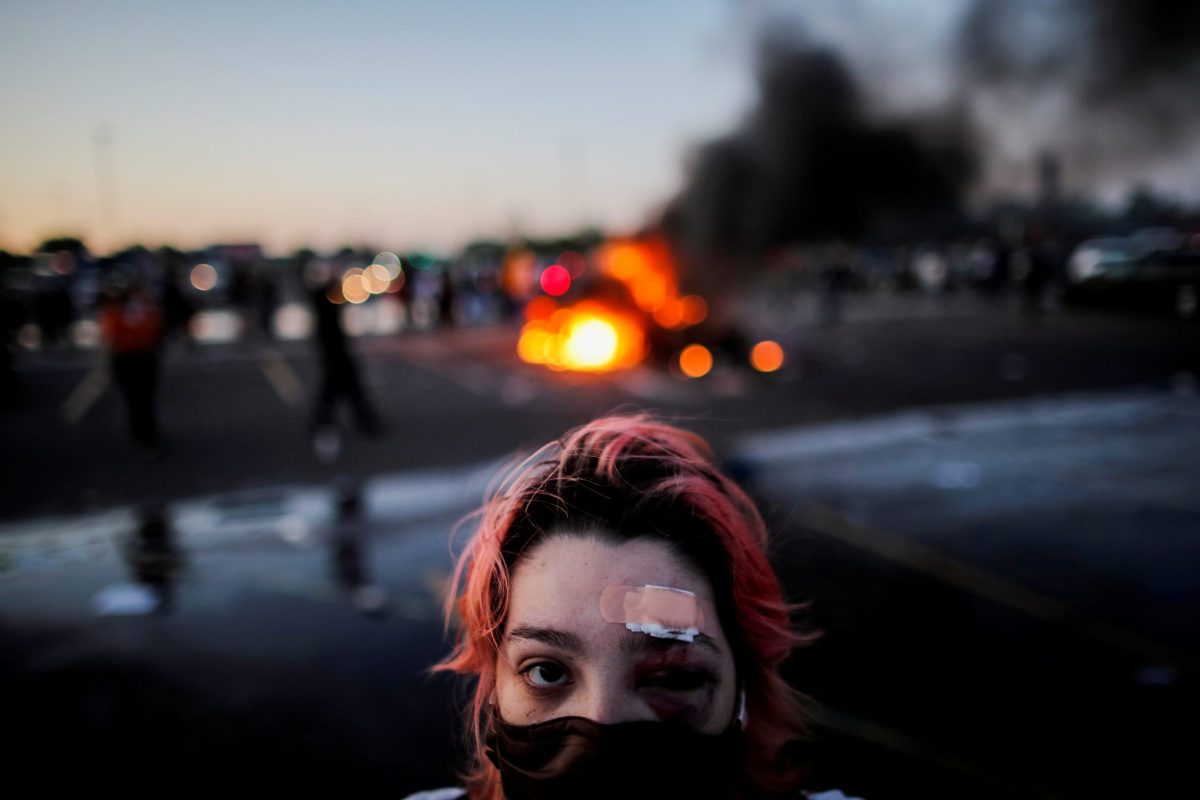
[524,662,570,689]
[642,669,714,693]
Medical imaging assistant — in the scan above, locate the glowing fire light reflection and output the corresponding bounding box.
[524,296,558,322]
[374,251,402,280]
[190,263,217,291]
[750,340,785,372]
[363,264,391,294]
[342,268,370,304]
[680,295,708,326]
[599,240,678,314]
[597,239,707,329]
[559,250,586,278]
[518,301,645,373]
[518,237,711,374]
[540,264,571,296]
[678,344,713,379]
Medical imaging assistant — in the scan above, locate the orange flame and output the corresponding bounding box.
[598,238,706,329]
[518,300,645,372]
[516,237,708,373]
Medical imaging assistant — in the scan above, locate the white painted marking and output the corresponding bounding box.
[258,347,304,408]
[61,358,110,424]
[737,389,1199,463]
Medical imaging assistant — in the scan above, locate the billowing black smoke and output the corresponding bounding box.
[665,32,978,259]
[959,0,1200,187]
[665,1,1200,262]
[960,0,1200,149]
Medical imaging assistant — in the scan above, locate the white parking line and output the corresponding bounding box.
[258,347,305,408]
[61,358,109,424]
[798,501,1187,670]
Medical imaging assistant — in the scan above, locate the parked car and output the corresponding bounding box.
[1063,243,1200,319]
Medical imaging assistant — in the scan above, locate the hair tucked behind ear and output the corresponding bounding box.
[433,414,816,799]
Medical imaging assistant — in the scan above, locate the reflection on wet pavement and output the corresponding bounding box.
[2,390,1197,797]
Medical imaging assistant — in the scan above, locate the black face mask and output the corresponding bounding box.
[484,711,746,800]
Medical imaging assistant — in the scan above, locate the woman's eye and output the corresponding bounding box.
[524,662,570,688]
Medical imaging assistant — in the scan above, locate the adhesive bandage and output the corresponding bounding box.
[599,584,705,642]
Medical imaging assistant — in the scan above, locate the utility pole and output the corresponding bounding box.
[560,136,588,232]
[92,123,119,253]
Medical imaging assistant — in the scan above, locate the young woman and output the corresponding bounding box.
[415,415,847,799]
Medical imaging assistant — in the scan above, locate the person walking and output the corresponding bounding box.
[306,263,382,461]
[99,272,165,457]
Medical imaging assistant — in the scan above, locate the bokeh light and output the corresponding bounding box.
[750,340,785,372]
[524,295,558,322]
[562,318,619,369]
[373,251,402,280]
[680,295,708,326]
[517,323,553,364]
[558,250,587,278]
[653,298,686,329]
[540,264,571,297]
[363,264,391,294]
[273,303,312,340]
[630,272,668,311]
[678,344,713,378]
[341,268,369,304]
[517,301,645,372]
[387,269,406,293]
[502,249,538,299]
[71,319,100,349]
[597,238,710,330]
[17,323,41,350]
[190,263,217,291]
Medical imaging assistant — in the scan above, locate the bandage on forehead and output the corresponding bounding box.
[599,584,706,642]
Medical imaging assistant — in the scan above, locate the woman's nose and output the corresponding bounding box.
[570,676,646,724]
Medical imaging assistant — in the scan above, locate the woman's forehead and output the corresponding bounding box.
[507,534,716,623]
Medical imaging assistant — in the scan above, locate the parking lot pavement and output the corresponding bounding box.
[1,461,494,797]
[4,387,1197,797]
[742,388,1199,799]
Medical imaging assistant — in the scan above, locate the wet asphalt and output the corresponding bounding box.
[2,292,1198,798]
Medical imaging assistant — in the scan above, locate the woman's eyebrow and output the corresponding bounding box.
[505,625,721,657]
[506,625,586,654]
[620,631,721,656]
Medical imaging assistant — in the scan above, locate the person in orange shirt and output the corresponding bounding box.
[99,272,164,455]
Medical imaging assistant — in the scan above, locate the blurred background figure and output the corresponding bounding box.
[228,263,254,343]
[329,476,387,615]
[820,241,854,327]
[256,268,279,341]
[438,268,456,329]
[33,273,75,349]
[0,278,23,409]
[123,501,186,614]
[99,270,165,457]
[1023,228,1061,319]
[158,256,197,350]
[305,260,382,463]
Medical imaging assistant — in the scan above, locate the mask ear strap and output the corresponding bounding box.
[736,686,748,730]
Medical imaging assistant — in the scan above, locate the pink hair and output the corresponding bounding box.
[434,414,815,799]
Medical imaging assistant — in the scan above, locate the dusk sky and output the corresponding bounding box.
[4,1,1196,257]
[1,0,757,255]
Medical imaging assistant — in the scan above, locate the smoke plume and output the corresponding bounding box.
[666,30,977,258]
[665,0,1200,260]
[959,0,1200,189]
